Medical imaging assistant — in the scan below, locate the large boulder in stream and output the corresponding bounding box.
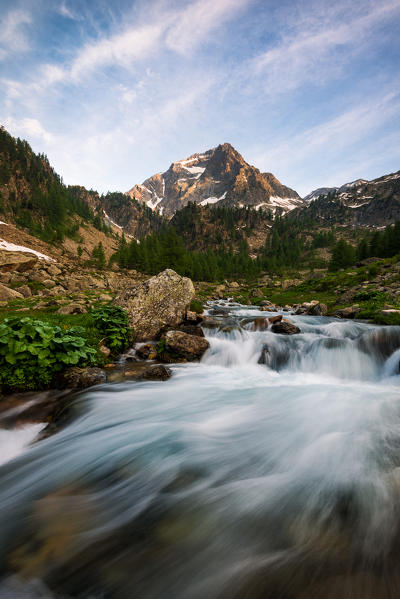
[113,269,195,341]
[271,320,300,335]
[159,330,210,363]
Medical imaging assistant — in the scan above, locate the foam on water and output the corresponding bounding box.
[0,304,399,597]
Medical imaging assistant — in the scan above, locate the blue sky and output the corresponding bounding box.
[1,0,400,197]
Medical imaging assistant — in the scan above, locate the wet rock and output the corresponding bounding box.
[57,304,87,315]
[0,283,23,300]
[269,314,283,324]
[136,343,158,360]
[248,318,270,331]
[335,305,360,319]
[185,310,203,323]
[113,269,195,341]
[124,364,172,381]
[59,367,107,389]
[271,320,300,335]
[260,300,273,307]
[308,302,328,316]
[219,325,241,333]
[201,318,220,329]
[159,330,210,363]
[208,307,230,316]
[258,344,269,364]
[357,328,400,360]
[178,324,205,337]
[0,250,38,272]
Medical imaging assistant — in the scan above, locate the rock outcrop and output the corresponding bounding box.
[0,250,38,273]
[0,283,23,300]
[113,269,195,341]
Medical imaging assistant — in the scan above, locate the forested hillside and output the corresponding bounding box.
[0,126,110,243]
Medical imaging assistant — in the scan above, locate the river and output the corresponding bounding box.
[0,302,399,598]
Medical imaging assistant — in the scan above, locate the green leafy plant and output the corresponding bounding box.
[90,305,132,357]
[0,317,96,392]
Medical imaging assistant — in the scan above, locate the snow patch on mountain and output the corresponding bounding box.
[103,210,123,230]
[200,191,227,206]
[0,240,55,261]
[183,166,205,175]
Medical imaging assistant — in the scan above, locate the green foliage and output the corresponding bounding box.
[91,242,106,269]
[0,126,116,244]
[90,304,132,357]
[368,263,379,278]
[0,317,96,392]
[261,216,304,273]
[329,239,356,271]
[112,227,261,282]
[311,230,336,248]
[190,300,204,314]
[353,290,386,302]
[372,312,400,326]
[357,222,400,261]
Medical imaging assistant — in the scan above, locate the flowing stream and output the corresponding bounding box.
[0,302,400,598]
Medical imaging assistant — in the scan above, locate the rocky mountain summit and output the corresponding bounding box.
[127,143,302,218]
[302,170,400,227]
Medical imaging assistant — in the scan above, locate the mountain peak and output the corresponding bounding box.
[127,144,302,217]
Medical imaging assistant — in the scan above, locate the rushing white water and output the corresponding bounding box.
[0,303,399,598]
[0,424,45,467]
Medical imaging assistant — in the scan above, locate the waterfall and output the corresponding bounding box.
[0,302,399,598]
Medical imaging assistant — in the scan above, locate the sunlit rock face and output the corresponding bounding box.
[127,143,302,218]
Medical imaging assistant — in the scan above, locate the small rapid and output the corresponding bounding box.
[0,302,399,598]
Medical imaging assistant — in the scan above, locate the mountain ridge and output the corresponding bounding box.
[127,143,303,218]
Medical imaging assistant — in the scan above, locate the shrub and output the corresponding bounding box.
[90,305,132,357]
[0,317,96,392]
[190,299,204,314]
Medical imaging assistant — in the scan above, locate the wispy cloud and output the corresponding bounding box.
[0,8,32,59]
[0,0,399,196]
[253,89,400,194]
[165,0,250,53]
[252,0,400,93]
[58,1,82,21]
[5,0,250,91]
[3,117,54,144]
